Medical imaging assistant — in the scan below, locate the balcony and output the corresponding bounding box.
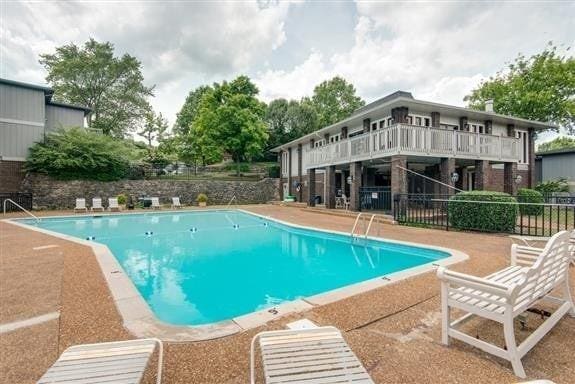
[305,124,520,168]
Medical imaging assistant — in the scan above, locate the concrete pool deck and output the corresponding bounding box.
[1,204,574,383]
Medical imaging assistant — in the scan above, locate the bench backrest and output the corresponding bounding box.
[109,198,119,207]
[513,230,571,311]
[75,198,86,208]
[92,198,102,208]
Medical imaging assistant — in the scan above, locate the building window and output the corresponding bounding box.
[314,139,326,148]
[407,116,413,124]
[515,130,529,164]
[329,134,340,143]
[415,117,421,126]
[281,151,288,177]
[387,118,393,126]
[424,118,430,127]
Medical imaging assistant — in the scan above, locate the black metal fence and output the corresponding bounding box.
[394,193,575,236]
[360,187,391,211]
[1,193,33,212]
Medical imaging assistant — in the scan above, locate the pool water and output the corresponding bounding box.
[23,210,449,325]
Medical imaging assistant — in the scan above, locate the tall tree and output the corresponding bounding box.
[137,111,169,147]
[193,76,268,174]
[310,76,365,128]
[40,38,154,137]
[173,85,212,135]
[286,99,319,140]
[537,136,575,152]
[465,44,575,134]
[265,99,290,148]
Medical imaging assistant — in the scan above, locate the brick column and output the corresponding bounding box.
[391,107,409,124]
[325,165,336,209]
[277,150,284,200]
[474,160,490,190]
[439,157,455,195]
[459,117,468,131]
[308,168,316,206]
[507,124,516,137]
[341,126,348,139]
[350,161,362,211]
[504,162,518,195]
[391,155,407,214]
[310,139,315,148]
[528,128,536,187]
[287,147,293,196]
[363,118,371,134]
[324,133,330,144]
[297,144,303,202]
[431,112,440,128]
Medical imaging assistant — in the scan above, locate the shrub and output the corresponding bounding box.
[534,178,569,194]
[448,191,517,232]
[196,193,208,203]
[267,164,280,178]
[117,193,127,205]
[516,188,544,215]
[224,163,250,173]
[26,128,131,181]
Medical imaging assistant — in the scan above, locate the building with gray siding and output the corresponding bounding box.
[535,147,575,192]
[0,78,90,192]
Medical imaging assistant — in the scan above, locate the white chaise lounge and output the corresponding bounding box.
[91,197,104,212]
[36,338,162,384]
[437,231,574,378]
[108,197,120,212]
[151,197,161,210]
[250,326,374,384]
[172,197,182,209]
[74,198,87,213]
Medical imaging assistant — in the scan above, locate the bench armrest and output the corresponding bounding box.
[511,244,543,267]
[437,267,514,298]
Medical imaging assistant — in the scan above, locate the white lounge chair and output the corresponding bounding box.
[151,197,161,210]
[91,197,104,212]
[74,198,87,213]
[172,197,182,209]
[36,338,162,384]
[342,193,351,210]
[250,326,374,384]
[437,231,574,378]
[108,197,120,212]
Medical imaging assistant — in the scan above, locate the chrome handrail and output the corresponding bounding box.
[3,199,40,222]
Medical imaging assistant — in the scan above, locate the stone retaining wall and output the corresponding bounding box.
[21,174,280,209]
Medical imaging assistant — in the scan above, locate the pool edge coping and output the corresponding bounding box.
[4,208,469,341]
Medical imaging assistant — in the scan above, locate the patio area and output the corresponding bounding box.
[1,204,573,383]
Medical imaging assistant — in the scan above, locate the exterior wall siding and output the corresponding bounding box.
[45,105,85,132]
[0,122,44,160]
[0,83,45,123]
[539,153,575,183]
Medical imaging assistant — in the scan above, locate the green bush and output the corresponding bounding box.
[267,164,280,178]
[224,163,250,173]
[26,128,132,181]
[534,178,569,194]
[448,191,518,232]
[196,193,208,203]
[516,188,544,215]
[117,193,127,205]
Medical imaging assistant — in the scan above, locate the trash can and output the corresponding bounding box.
[314,195,322,205]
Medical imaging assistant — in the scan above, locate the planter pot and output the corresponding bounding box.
[198,202,207,207]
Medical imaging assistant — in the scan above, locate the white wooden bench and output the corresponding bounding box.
[37,338,162,384]
[437,231,574,378]
[250,326,374,384]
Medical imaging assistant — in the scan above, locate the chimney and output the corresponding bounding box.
[485,99,494,113]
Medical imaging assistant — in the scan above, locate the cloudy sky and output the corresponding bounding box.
[1,0,574,142]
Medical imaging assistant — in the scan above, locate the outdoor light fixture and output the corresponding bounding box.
[515,174,523,184]
[450,172,460,184]
[347,176,353,185]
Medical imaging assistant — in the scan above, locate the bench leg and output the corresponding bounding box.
[565,279,575,317]
[441,283,450,346]
[503,316,526,378]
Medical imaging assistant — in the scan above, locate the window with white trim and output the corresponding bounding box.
[314,139,326,148]
[281,151,288,177]
[515,130,529,164]
[329,134,340,143]
[469,123,485,134]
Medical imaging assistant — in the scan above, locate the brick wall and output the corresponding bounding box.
[0,160,26,193]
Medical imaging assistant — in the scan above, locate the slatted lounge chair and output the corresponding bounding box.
[172,197,182,209]
[74,198,87,213]
[151,197,161,210]
[250,326,374,384]
[91,197,104,212]
[437,231,574,378]
[36,338,163,384]
[108,197,120,212]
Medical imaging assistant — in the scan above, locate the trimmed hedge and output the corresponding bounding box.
[448,191,518,232]
[516,188,544,215]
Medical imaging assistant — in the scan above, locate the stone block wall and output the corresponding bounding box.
[21,174,280,209]
[0,160,26,193]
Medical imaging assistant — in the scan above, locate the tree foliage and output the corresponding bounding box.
[192,76,268,172]
[309,76,365,128]
[265,99,319,148]
[40,39,154,137]
[173,85,212,136]
[537,136,575,152]
[138,111,169,147]
[465,44,575,134]
[26,128,135,181]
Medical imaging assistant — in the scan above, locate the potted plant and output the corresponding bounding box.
[196,193,208,207]
[117,193,128,209]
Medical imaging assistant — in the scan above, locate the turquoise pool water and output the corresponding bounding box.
[22,210,449,325]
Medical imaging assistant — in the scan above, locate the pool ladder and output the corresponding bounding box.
[350,213,380,244]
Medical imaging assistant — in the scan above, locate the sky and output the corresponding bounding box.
[1,0,574,144]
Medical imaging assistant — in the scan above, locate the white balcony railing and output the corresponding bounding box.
[305,124,520,168]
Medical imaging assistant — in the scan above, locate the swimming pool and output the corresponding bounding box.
[19,210,451,327]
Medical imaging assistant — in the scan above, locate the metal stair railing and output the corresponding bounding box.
[3,198,40,223]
